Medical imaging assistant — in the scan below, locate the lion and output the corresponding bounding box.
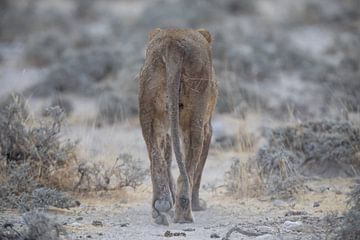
[139,28,218,225]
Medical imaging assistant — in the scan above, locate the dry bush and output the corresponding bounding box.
[74,153,148,191]
[74,162,111,191]
[255,121,360,197]
[1,187,79,212]
[0,102,77,188]
[30,188,79,209]
[0,94,78,211]
[226,121,360,198]
[27,47,121,96]
[0,211,65,240]
[112,153,149,189]
[96,92,137,125]
[256,148,305,198]
[325,180,360,239]
[23,211,63,240]
[225,158,263,198]
[259,121,360,178]
[337,180,360,239]
[24,31,68,67]
[338,209,360,240]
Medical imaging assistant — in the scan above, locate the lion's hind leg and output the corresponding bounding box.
[192,122,212,211]
[140,104,173,225]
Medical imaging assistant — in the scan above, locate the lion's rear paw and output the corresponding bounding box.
[154,199,172,213]
[154,213,169,226]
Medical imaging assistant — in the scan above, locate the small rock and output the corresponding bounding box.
[86,235,92,238]
[75,217,83,221]
[70,222,83,227]
[183,228,195,232]
[92,220,103,227]
[210,233,220,238]
[273,199,288,207]
[164,231,172,237]
[320,186,330,192]
[120,223,129,227]
[164,231,186,237]
[313,202,320,207]
[173,232,186,237]
[283,221,303,231]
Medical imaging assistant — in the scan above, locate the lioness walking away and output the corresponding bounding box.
[139,28,218,225]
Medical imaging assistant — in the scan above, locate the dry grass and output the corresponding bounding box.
[225,157,264,198]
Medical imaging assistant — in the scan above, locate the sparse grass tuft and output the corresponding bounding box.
[225,158,263,198]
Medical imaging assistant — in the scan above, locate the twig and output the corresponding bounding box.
[222,226,266,240]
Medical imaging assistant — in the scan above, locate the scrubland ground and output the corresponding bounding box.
[0,0,359,239]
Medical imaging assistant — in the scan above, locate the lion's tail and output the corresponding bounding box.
[165,40,190,205]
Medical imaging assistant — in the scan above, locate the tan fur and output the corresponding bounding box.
[139,28,218,225]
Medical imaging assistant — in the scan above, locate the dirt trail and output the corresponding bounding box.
[62,151,349,240]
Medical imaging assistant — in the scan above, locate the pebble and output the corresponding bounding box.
[273,199,288,207]
[313,202,320,207]
[70,222,83,227]
[210,233,220,238]
[164,231,186,237]
[183,228,195,232]
[92,220,103,227]
[283,221,303,231]
[320,186,330,192]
